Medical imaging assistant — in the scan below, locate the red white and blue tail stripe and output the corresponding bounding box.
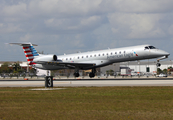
[9,43,39,65]
[23,45,39,62]
[23,46,34,62]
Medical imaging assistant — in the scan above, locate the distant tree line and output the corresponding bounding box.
[106,69,115,76]
[0,62,36,77]
[157,66,173,75]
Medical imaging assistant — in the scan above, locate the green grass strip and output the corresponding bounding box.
[0,87,173,120]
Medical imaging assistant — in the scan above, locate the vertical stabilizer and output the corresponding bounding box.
[9,43,39,64]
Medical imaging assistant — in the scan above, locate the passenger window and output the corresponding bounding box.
[119,51,121,54]
[107,53,108,55]
[94,55,96,57]
[98,54,100,56]
[66,58,68,60]
[111,53,113,55]
[124,51,125,54]
[78,57,79,59]
[90,55,92,57]
[102,53,104,56]
[115,52,117,54]
[82,56,84,58]
[86,55,88,58]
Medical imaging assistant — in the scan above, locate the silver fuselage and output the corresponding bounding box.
[34,45,170,70]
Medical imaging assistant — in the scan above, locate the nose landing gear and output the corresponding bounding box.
[156,63,161,67]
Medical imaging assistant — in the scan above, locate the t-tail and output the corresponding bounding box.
[9,43,58,65]
[9,43,39,65]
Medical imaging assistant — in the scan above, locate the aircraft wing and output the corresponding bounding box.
[34,61,96,69]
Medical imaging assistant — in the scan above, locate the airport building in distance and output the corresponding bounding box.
[0,60,172,76]
[120,60,173,73]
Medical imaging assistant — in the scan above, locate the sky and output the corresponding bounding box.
[1,0,173,61]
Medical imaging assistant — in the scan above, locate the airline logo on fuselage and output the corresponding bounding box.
[134,52,138,56]
[107,52,138,60]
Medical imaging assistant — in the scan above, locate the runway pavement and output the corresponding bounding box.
[1,78,173,87]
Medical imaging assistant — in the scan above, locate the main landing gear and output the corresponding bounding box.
[89,68,96,78]
[74,72,80,77]
[73,68,96,78]
[74,68,80,77]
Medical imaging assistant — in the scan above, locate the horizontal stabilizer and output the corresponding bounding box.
[8,43,38,46]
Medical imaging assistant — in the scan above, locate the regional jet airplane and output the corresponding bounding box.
[9,43,170,78]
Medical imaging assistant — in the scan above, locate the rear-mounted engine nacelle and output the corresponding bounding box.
[33,55,57,62]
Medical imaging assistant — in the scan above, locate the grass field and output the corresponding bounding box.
[0,87,173,120]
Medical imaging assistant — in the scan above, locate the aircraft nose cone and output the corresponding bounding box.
[151,49,170,57]
[160,50,170,56]
[166,53,170,56]
[163,51,170,56]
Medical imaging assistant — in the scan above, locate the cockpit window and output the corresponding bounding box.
[148,46,156,49]
[145,46,156,50]
[145,46,149,50]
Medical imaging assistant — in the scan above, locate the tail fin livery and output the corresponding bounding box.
[9,43,39,64]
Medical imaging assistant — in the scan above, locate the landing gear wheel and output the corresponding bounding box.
[89,72,95,78]
[156,63,161,67]
[74,73,79,77]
